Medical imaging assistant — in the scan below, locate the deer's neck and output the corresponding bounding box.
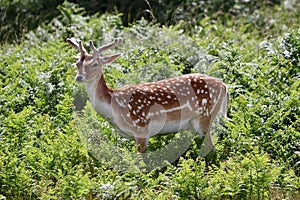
[85,74,113,120]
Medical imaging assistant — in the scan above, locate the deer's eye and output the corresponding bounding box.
[92,63,98,68]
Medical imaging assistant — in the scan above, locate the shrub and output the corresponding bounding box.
[0,2,299,199]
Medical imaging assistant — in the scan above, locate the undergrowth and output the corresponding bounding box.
[0,1,299,199]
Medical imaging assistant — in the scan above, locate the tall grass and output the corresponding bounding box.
[0,1,299,199]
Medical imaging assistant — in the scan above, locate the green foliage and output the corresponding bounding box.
[1,0,288,43]
[0,0,62,43]
[1,1,300,199]
[209,151,281,199]
[172,150,282,199]
[210,27,300,177]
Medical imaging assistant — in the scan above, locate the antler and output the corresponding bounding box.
[66,38,87,58]
[78,40,86,58]
[98,38,123,53]
[90,38,123,54]
[67,37,123,59]
[89,40,99,58]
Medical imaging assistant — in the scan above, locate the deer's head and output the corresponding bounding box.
[67,38,122,83]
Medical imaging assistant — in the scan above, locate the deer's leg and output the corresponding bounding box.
[135,137,148,153]
[191,117,216,161]
[201,131,217,164]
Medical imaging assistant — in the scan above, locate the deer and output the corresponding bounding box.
[67,37,229,160]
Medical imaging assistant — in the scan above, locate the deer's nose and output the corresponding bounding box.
[76,75,83,82]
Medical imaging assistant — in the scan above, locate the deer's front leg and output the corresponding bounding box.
[135,137,148,153]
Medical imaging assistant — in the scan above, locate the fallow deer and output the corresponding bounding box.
[67,37,229,157]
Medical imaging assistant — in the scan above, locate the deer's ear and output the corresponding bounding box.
[102,54,121,64]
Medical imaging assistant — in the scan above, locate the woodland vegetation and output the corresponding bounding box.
[0,0,299,199]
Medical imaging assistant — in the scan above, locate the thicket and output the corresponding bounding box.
[0,0,282,43]
[0,0,299,199]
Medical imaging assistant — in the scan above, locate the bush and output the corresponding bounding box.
[1,0,284,43]
[0,1,299,199]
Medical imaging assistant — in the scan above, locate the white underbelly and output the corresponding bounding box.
[112,110,194,139]
[148,119,192,137]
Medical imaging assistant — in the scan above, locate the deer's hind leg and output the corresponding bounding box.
[191,116,216,163]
